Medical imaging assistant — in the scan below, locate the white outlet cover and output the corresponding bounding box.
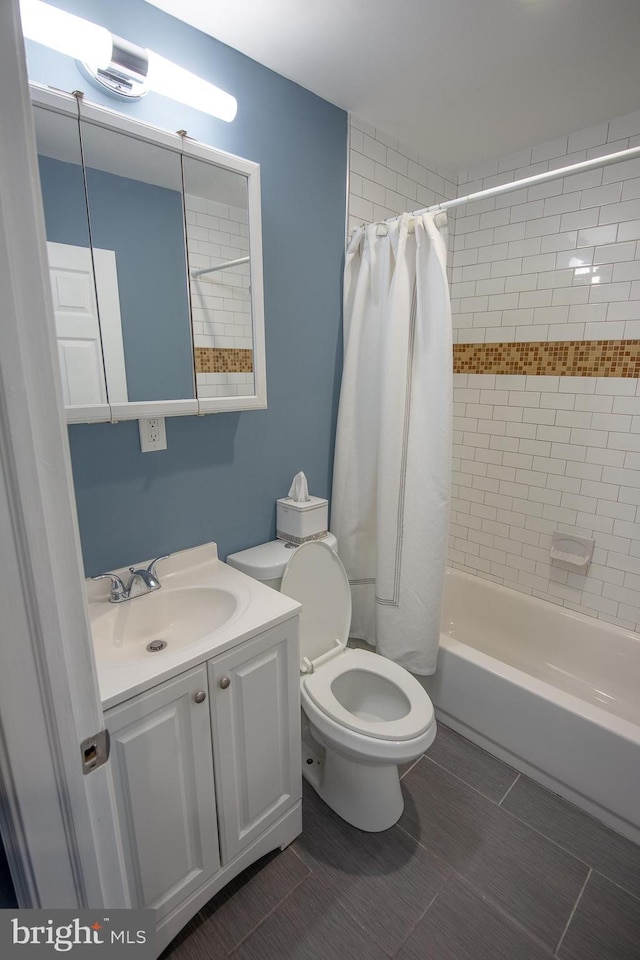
[139,417,167,452]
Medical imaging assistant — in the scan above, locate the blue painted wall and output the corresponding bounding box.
[38,155,90,246]
[39,157,194,401]
[85,167,193,402]
[26,0,347,576]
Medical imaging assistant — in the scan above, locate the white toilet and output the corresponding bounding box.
[227,537,436,832]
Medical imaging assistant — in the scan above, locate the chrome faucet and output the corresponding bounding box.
[92,555,169,603]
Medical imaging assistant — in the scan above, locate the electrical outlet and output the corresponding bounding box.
[138,417,167,452]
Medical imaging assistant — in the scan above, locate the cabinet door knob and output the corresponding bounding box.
[194,690,207,704]
[219,677,231,690]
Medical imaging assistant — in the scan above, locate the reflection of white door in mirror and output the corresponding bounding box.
[47,241,127,406]
[92,248,127,403]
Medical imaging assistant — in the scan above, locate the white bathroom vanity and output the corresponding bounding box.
[87,543,301,956]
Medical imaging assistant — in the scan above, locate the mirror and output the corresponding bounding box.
[33,99,111,421]
[182,156,255,401]
[31,84,266,421]
[80,119,194,404]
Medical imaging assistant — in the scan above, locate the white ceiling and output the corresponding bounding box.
[145,0,640,172]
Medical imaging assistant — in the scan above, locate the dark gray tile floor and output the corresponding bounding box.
[162,724,640,960]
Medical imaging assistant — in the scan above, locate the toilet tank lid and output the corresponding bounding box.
[227,534,336,581]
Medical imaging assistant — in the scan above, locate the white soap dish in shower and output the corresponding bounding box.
[550,531,595,570]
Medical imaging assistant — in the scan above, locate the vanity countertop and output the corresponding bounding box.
[87,542,300,710]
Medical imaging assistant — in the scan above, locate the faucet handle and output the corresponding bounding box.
[91,573,127,603]
[147,555,169,579]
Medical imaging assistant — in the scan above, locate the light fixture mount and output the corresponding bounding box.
[21,0,237,121]
[79,35,150,100]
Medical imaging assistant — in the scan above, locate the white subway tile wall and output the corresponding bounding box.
[197,371,254,399]
[185,194,253,399]
[453,119,640,347]
[347,110,640,631]
[451,373,640,631]
[453,112,640,630]
[348,114,458,258]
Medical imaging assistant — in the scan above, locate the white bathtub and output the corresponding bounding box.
[422,568,640,844]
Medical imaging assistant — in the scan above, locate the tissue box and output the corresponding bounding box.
[276,496,328,544]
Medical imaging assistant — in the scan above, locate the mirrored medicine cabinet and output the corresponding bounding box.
[31,83,266,422]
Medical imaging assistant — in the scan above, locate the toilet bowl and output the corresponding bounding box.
[226,538,437,831]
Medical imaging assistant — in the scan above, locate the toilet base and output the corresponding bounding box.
[303,743,404,832]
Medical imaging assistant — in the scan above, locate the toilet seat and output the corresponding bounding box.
[281,540,435,744]
[302,647,435,742]
[280,539,352,670]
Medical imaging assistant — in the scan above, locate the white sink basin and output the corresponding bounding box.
[90,586,238,664]
[87,544,301,708]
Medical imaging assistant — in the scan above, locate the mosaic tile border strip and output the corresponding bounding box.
[453,340,640,378]
[194,347,253,374]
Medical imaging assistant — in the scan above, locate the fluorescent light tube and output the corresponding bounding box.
[20,0,112,71]
[146,50,237,122]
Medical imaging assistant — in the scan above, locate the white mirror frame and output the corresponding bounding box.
[182,136,266,417]
[30,82,267,422]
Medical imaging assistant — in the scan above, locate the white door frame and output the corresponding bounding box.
[0,0,126,908]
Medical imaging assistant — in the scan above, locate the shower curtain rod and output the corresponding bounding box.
[384,143,640,227]
[191,255,249,278]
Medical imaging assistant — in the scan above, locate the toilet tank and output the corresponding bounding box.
[226,534,337,591]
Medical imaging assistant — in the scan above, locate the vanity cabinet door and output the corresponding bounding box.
[105,665,220,920]
[209,620,301,864]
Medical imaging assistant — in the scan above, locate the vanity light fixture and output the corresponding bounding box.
[19,0,112,70]
[20,0,237,121]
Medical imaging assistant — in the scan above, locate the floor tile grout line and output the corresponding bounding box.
[337,902,402,958]
[498,772,521,806]
[220,862,312,958]
[396,807,592,955]
[288,843,308,867]
[375,843,565,960]
[389,876,452,958]
[554,867,592,958]
[438,727,640,872]
[588,867,640,905]
[421,756,600,878]
[421,754,517,806]
[296,815,639,911]
[399,755,423,780]
[430,750,640,902]
[304,873,407,959]
[447,870,559,956]
[395,820,452,868]
[411,729,640,881]
[413,741,598,865]
[289,841,435,959]
[292,825,451,959]
[193,850,301,927]
[496,785,640,885]
[491,799,637,889]
[228,876,310,956]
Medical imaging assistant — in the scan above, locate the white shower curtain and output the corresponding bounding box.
[331,212,452,675]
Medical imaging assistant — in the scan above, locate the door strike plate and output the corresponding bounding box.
[81,729,110,775]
